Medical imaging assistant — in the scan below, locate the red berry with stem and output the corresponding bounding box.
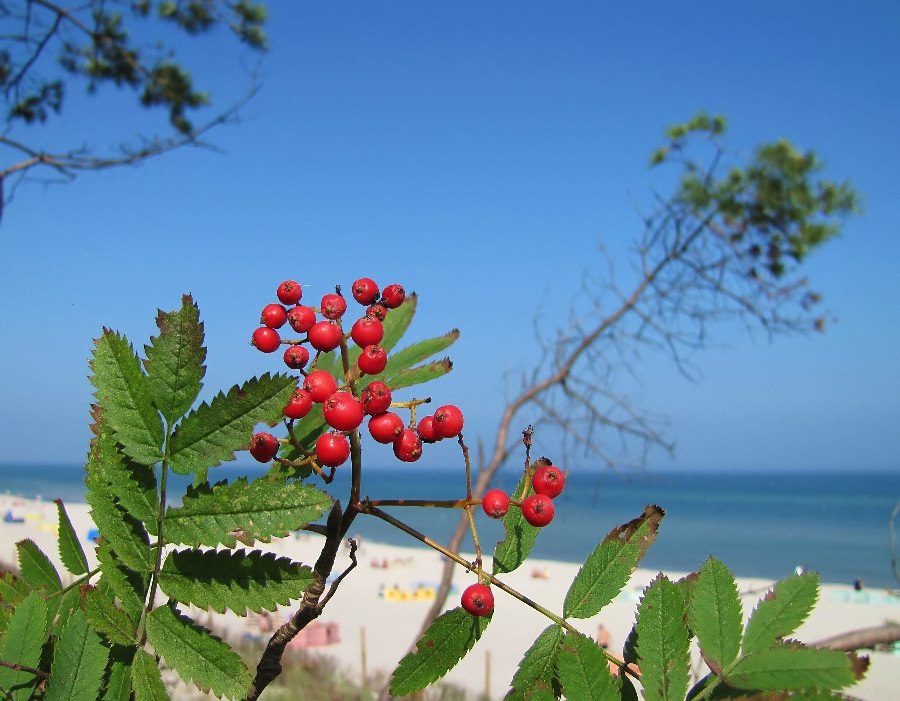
[433,404,464,438]
[277,280,302,305]
[250,432,278,462]
[521,494,555,527]
[358,345,388,375]
[283,388,313,419]
[393,429,423,462]
[481,489,510,519]
[252,327,281,353]
[323,391,365,431]
[283,345,310,370]
[303,370,338,403]
[366,304,388,321]
[416,416,442,443]
[350,316,384,348]
[532,465,566,499]
[461,583,494,617]
[287,305,316,333]
[308,321,343,352]
[320,293,347,320]
[381,284,406,309]
[316,431,350,467]
[352,278,379,305]
[361,381,392,415]
[368,412,404,444]
[260,303,287,329]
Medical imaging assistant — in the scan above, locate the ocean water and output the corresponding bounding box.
[1,463,898,589]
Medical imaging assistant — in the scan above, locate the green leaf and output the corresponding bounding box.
[0,592,50,700]
[144,294,207,425]
[0,570,30,604]
[168,372,297,475]
[380,330,459,378]
[145,603,252,699]
[17,539,62,592]
[158,548,315,614]
[102,647,135,701]
[557,630,619,701]
[743,572,819,655]
[688,556,742,675]
[563,505,664,619]
[493,473,539,575]
[165,476,331,547]
[132,648,171,701]
[389,606,490,696]
[95,541,149,624]
[56,499,89,576]
[90,329,164,465]
[506,624,565,700]
[634,574,690,700]
[725,646,861,691]
[44,608,109,701]
[379,293,417,353]
[86,493,154,572]
[382,358,453,391]
[82,585,137,646]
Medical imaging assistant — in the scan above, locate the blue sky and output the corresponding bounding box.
[0,2,897,473]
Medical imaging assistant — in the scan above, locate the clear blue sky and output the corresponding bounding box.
[0,2,897,473]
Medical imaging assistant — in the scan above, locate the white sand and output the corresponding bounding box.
[2,494,898,700]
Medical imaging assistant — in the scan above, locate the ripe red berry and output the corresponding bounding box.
[366,304,388,321]
[287,305,317,333]
[323,391,365,432]
[433,404,464,438]
[393,428,423,462]
[368,412,404,444]
[283,388,313,420]
[252,327,281,353]
[316,431,350,467]
[350,316,384,348]
[416,416,442,444]
[381,284,406,309]
[360,381,392,415]
[320,293,347,320]
[521,494,555,527]
[283,345,310,370]
[532,465,566,499]
[461,583,494,617]
[303,370,338,403]
[352,278,379,305]
[308,321,343,352]
[358,345,388,375]
[260,303,288,329]
[250,432,278,462]
[481,489,510,519]
[277,280,302,305]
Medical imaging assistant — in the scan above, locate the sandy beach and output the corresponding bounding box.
[2,494,897,699]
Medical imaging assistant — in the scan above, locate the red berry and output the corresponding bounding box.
[381,284,406,309]
[250,432,278,462]
[358,345,388,375]
[368,412,404,444]
[433,404,464,438]
[303,370,338,403]
[252,327,281,353]
[352,278,379,305]
[350,317,384,348]
[320,293,347,320]
[323,391,365,431]
[287,305,317,333]
[261,303,287,329]
[316,431,350,467]
[360,381,392,415]
[366,304,388,321]
[283,388,313,420]
[521,494,555,527]
[461,583,494,617]
[532,465,566,499]
[416,416,442,443]
[283,345,310,370]
[308,321,343,352]
[277,280,302,305]
[393,429,423,462]
[481,489,510,519]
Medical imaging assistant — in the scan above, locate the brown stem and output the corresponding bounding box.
[0,659,48,679]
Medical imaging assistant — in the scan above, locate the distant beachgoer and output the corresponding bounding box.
[596,624,611,650]
[853,578,864,591]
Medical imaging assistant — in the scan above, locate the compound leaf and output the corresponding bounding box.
[0,593,50,699]
[389,606,490,697]
[95,541,148,623]
[564,505,664,619]
[165,477,331,547]
[688,556,742,675]
[132,648,171,701]
[726,645,862,691]
[557,630,619,701]
[44,607,108,701]
[82,585,136,647]
[158,548,315,614]
[381,330,459,378]
[146,603,252,699]
[493,473,539,575]
[17,539,61,593]
[743,572,819,655]
[634,574,690,700]
[168,372,296,475]
[55,499,89,576]
[506,624,565,700]
[144,294,206,425]
[381,359,453,391]
[86,492,154,573]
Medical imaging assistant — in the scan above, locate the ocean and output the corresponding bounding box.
[1,463,897,589]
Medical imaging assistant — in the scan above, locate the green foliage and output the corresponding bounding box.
[688,556,743,675]
[742,572,819,655]
[557,630,619,700]
[0,593,49,699]
[44,608,108,701]
[634,574,690,700]
[16,540,62,593]
[493,473,540,575]
[506,624,565,700]
[55,500,89,576]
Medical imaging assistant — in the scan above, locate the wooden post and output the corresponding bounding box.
[360,626,368,690]
[485,649,491,700]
